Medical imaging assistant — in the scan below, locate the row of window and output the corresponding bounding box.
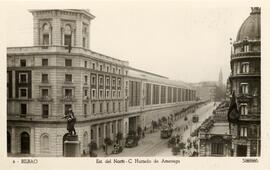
[18,101,123,118]
[145,83,196,106]
[18,58,125,75]
[239,125,259,137]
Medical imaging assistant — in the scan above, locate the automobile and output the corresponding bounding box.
[112,144,123,154]
[125,137,138,148]
[125,131,139,148]
[160,126,173,139]
[192,115,199,123]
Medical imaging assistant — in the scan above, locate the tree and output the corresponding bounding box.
[104,137,113,155]
[88,141,97,157]
[116,132,123,145]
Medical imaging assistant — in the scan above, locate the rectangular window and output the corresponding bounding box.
[112,90,116,98]
[65,59,72,67]
[19,73,27,83]
[92,103,95,114]
[43,34,49,45]
[106,77,110,86]
[65,74,72,82]
[83,37,86,48]
[112,79,116,86]
[240,104,248,115]
[118,79,121,86]
[244,45,249,52]
[112,68,115,74]
[20,59,26,67]
[100,65,103,71]
[64,35,71,46]
[92,63,96,70]
[84,89,88,97]
[20,103,27,116]
[20,88,27,98]
[106,66,109,72]
[92,89,96,99]
[42,104,49,118]
[42,59,48,66]
[240,127,248,137]
[113,102,115,112]
[99,90,103,99]
[42,89,49,97]
[42,74,48,83]
[84,61,87,68]
[84,104,87,115]
[65,104,72,115]
[91,75,96,85]
[65,89,72,97]
[99,76,103,85]
[211,143,224,155]
[106,90,110,98]
[118,69,121,74]
[84,75,88,84]
[241,83,249,94]
[100,103,103,113]
[118,102,121,112]
[106,102,109,113]
[118,90,121,98]
[241,63,249,73]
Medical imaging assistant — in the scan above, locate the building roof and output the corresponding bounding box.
[128,68,193,89]
[208,122,230,135]
[236,7,261,42]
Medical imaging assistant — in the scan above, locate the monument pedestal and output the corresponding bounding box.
[64,135,81,157]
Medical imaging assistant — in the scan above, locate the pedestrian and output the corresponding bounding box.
[142,131,145,138]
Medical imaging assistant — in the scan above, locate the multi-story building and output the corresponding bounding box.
[199,102,232,157]
[228,7,261,156]
[7,9,197,156]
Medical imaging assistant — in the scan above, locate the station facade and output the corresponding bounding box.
[7,9,197,156]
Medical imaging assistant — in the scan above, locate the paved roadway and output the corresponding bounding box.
[106,101,219,157]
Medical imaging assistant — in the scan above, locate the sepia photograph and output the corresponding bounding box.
[1,0,270,169]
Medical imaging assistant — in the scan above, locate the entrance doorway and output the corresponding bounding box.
[7,132,11,153]
[237,145,247,156]
[21,132,30,154]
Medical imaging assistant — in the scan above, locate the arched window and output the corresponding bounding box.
[42,23,51,45]
[64,24,72,46]
[83,132,88,148]
[40,134,49,153]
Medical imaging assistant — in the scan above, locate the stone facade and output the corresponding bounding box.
[7,9,198,156]
[228,7,261,157]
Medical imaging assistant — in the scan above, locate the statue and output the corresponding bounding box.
[63,108,77,135]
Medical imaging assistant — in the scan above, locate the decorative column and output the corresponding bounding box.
[30,128,35,155]
[247,141,251,156]
[96,125,99,148]
[11,127,16,154]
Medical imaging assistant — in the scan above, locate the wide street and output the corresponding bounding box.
[98,101,219,157]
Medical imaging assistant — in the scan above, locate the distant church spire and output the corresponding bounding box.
[218,69,223,87]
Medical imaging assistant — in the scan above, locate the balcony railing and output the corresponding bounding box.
[37,96,53,102]
[239,114,260,121]
[231,51,260,59]
[61,95,77,102]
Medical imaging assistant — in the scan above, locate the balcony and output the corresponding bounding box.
[239,113,260,121]
[231,51,260,60]
[229,72,260,79]
[61,95,77,102]
[37,96,53,102]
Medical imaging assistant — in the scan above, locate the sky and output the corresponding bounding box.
[4,1,253,84]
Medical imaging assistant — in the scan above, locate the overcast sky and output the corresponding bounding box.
[4,2,253,83]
